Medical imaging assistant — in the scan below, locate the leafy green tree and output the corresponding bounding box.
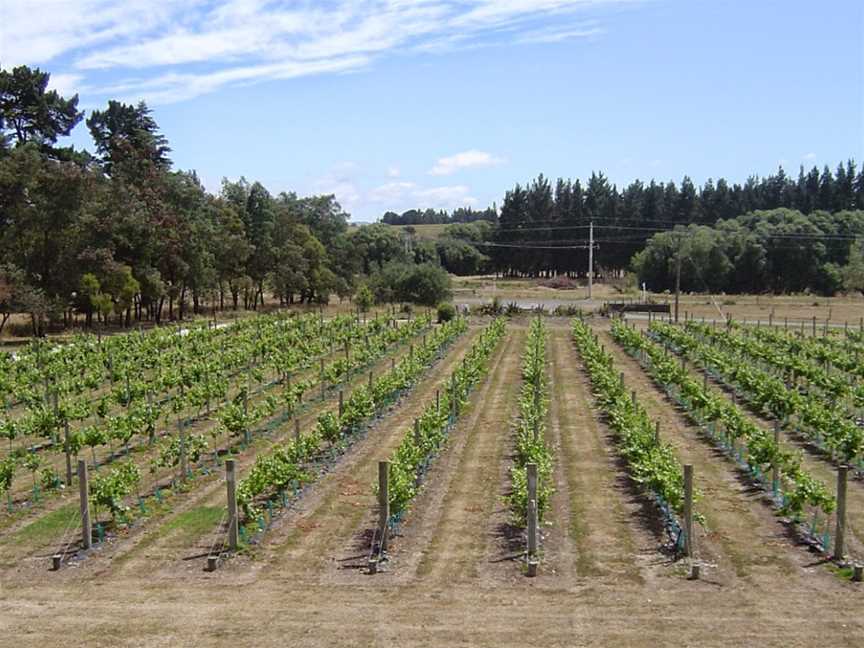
[841,239,864,295]
[86,100,171,174]
[0,65,82,155]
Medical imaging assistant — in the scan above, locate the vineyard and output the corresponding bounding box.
[1,309,862,646]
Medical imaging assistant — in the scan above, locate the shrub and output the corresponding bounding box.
[437,302,456,323]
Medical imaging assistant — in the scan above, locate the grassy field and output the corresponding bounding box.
[386,223,450,240]
[452,275,864,325]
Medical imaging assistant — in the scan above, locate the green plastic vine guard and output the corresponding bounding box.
[138,497,147,514]
[257,515,265,532]
[239,526,247,543]
[96,523,105,543]
[6,494,12,512]
[32,484,40,503]
[155,487,163,502]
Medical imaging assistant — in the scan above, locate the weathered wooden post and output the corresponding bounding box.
[834,466,848,561]
[78,459,91,550]
[294,418,300,442]
[683,464,694,558]
[64,419,73,487]
[812,315,817,336]
[378,461,390,553]
[226,459,239,551]
[320,358,326,399]
[338,390,344,419]
[178,418,188,481]
[527,463,539,577]
[772,421,781,496]
[368,371,374,391]
[654,420,660,445]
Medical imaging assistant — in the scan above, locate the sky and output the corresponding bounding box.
[1,0,862,222]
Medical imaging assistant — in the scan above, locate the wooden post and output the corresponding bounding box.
[654,420,660,445]
[772,421,780,496]
[527,463,538,577]
[320,358,325,399]
[683,464,694,558]
[226,459,239,551]
[378,461,390,552]
[834,466,848,560]
[64,420,73,487]
[338,390,344,419]
[178,418,188,481]
[368,371,374,391]
[436,389,440,414]
[294,418,300,442]
[78,459,91,550]
[812,315,817,336]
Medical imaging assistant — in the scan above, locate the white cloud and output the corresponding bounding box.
[415,185,477,208]
[387,166,401,178]
[0,0,627,105]
[47,73,84,96]
[516,25,604,44]
[367,181,476,209]
[429,149,505,176]
[803,152,817,161]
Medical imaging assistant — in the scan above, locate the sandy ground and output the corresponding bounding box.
[1,318,862,647]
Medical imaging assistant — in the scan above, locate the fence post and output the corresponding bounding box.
[294,418,300,442]
[834,466,848,560]
[64,420,73,487]
[338,390,344,419]
[527,463,538,577]
[683,464,694,558]
[320,358,325,399]
[178,418,188,482]
[226,459,238,551]
[378,461,390,553]
[772,421,781,496]
[78,459,91,550]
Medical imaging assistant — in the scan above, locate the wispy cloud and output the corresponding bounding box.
[430,149,506,176]
[803,152,817,161]
[0,0,631,105]
[515,25,604,44]
[368,180,477,210]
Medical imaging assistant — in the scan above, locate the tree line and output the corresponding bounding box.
[489,166,863,278]
[381,206,497,225]
[0,65,452,335]
[633,209,864,296]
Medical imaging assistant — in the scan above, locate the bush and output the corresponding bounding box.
[369,262,452,307]
[437,302,456,323]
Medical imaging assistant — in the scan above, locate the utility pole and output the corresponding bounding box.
[587,221,594,300]
[674,234,682,324]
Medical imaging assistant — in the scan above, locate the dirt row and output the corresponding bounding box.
[0,322,447,578]
[640,322,864,559]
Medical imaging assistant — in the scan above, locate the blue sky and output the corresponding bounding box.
[2,0,862,221]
